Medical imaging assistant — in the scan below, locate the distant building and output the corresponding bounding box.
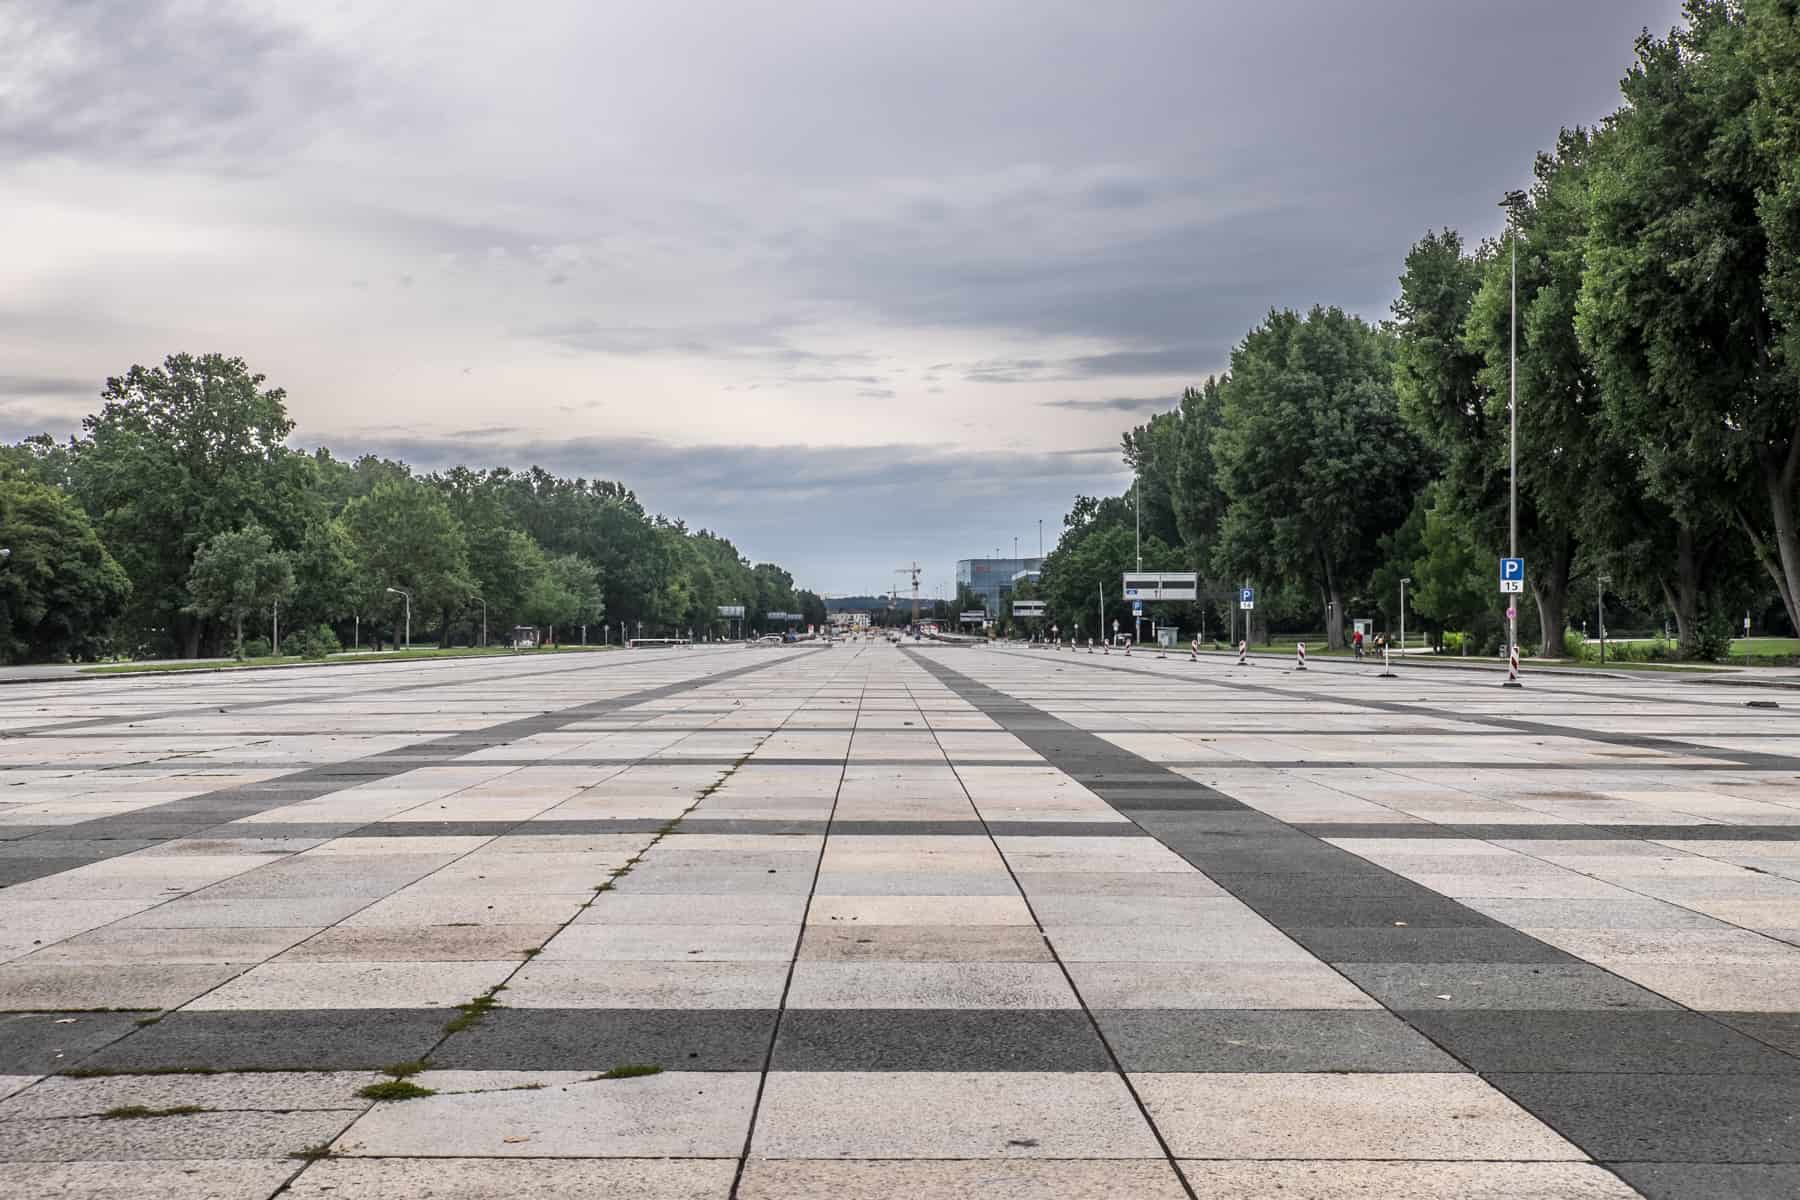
[956,557,1044,617]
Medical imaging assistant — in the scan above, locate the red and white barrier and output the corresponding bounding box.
[1296,642,1307,671]
[1507,643,1521,686]
[1236,639,1247,665]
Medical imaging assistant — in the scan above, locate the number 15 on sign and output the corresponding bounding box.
[1499,558,1525,594]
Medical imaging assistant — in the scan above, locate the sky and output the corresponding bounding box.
[1,0,1687,598]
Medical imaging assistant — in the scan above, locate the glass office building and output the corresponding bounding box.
[955,557,1044,617]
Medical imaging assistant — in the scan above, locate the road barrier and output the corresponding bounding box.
[1506,643,1522,687]
[1237,640,1248,665]
[1295,642,1307,671]
[1378,643,1396,679]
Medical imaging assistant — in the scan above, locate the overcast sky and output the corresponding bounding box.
[2,0,1685,597]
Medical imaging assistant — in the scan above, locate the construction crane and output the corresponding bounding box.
[894,562,922,627]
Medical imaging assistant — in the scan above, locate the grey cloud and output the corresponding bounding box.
[0,1,356,168]
[857,388,897,399]
[1042,396,1173,413]
[0,375,94,400]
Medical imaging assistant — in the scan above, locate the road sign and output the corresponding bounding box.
[959,610,986,622]
[1112,620,1120,633]
[1131,600,1143,615]
[1012,600,1046,617]
[1239,586,1255,611]
[1506,606,1517,621]
[1499,558,1525,594]
[717,605,745,618]
[1122,572,1198,601]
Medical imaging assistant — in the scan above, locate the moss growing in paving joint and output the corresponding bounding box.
[379,1059,430,1079]
[289,1143,337,1162]
[442,992,501,1034]
[356,1079,436,1102]
[101,1104,207,1119]
[592,1064,663,1080]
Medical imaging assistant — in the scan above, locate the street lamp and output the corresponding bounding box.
[1597,575,1610,667]
[1399,577,1411,656]
[1500,189,1528,687]
[385,586,411,650]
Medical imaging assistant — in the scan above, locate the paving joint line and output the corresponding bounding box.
[728,642,870,1199]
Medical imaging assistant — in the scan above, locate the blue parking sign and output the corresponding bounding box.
[1499,557,1525,594]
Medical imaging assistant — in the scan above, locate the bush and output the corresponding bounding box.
[287,625,341,660]
[241,637,271,660]
[1688,610,1734,662]
[1562,628,1586,659]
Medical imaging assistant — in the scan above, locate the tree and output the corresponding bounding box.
[186,524,294,657]
[1460,131,1632,655]
[1578,2,1794,652]
[1211,307,1431,648]
[0,480,131,663]
[288,519,359,631]
[69,354,311,657]
[340,478,473,640]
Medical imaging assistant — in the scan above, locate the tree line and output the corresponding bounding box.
[0,353,826,662]
[1036,1,1800,661]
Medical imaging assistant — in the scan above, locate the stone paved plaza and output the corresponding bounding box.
[1,642,1798,1197]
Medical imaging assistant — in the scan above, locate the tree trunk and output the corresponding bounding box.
[1736,506,1796,630]
[179,615,203,660]
[234,613,244,658]
[1663,525,1703,656]
[1320,551,1343,649]
[1753,451,1800,637]
[1531,534,1575,657]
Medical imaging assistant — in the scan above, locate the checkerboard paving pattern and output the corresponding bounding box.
[1,642,1797,1197]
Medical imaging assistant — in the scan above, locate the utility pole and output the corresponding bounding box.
[1038,519,1043,558]
[1597,575,1610,667]
[1134,476,1143,646]
[1399,577,1410,657]
[1501,189,1527,687]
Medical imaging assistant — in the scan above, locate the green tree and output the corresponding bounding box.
[186,524,294,658]
[288,520,359,631]
[1579,2,1792,650]
[1211,307,1431,647]
[340,478,473,642]
[69,354,310,656]
[0,480,131,663]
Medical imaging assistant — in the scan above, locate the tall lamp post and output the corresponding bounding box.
[1597,575,1609,667]
[1399,577,1411,656]
[385,586,411,651]
[1500,189,1528,687]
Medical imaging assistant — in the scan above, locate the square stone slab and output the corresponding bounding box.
[337,1071,759,1158]
[750,1071,1163,1159]
[738,1160,1190,1199]
[1134,1071,1582,1160]
[1175,1161,1644,1199]
[283,1157,739,1199]
[1096,1009,1461,1072]
[771,1009,1111,1071]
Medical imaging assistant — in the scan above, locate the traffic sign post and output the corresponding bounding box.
[1499,559,1524,688]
